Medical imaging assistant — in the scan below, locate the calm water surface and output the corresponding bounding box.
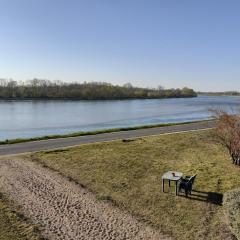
[0,95,239,140]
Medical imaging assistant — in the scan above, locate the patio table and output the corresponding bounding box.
[162,171,183,195]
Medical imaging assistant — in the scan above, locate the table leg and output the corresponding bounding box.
[162,179,164,192]
[175,181,178,195]
[169,180,171,187]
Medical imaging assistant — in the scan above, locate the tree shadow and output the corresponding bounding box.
[178,189,223,206]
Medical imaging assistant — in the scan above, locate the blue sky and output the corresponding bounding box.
[0,0,240,91]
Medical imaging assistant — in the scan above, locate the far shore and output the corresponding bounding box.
[0,96,197,101]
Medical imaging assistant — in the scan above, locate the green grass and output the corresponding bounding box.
[31,129,238,240]
[0,119,212,145]
[0,193,42,240]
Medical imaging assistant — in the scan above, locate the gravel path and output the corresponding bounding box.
[0,157,169,240]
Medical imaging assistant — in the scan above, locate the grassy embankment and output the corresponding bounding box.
[32,129,239,240]
[0,119,212,145]
[0,193,42,240]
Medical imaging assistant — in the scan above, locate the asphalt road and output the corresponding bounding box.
[0,121,215,156]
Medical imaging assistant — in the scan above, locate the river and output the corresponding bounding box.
[0,95,239,140]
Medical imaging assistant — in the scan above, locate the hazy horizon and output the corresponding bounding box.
[1,0,240,92]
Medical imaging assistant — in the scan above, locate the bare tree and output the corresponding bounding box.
[212,110,240,165]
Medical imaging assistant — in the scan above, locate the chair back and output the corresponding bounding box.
[188,174,197,185]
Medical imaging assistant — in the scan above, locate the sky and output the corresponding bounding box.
[0,0,240,91]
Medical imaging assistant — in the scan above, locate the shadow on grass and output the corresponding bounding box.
[178,190,223,206]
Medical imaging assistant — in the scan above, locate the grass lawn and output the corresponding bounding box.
[32,130,240,240]
[0,194,41,240]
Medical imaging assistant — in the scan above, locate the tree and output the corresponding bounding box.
[157,85,164,91]
[212,110,240,165]
[181,87,197,97]
[7,79,17,97]
[0,79,197,100]
[123,83,133,88]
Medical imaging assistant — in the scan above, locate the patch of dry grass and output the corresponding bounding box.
[32,130,239,239]
[0,193,42,240]
[224,189,240,239]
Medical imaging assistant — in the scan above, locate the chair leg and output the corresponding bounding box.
[189,185,192,195]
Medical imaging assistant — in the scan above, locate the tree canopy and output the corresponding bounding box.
[0,79,197,100]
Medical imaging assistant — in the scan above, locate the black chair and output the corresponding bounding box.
[179,174,197,197]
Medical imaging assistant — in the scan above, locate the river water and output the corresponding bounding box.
[0,95,239,140]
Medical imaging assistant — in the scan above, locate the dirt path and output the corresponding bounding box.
[0,157,168,240]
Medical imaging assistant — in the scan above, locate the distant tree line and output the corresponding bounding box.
[0,79,197,100]
[198,91,240,96]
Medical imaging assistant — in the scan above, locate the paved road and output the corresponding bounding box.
[0,121,215,156]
